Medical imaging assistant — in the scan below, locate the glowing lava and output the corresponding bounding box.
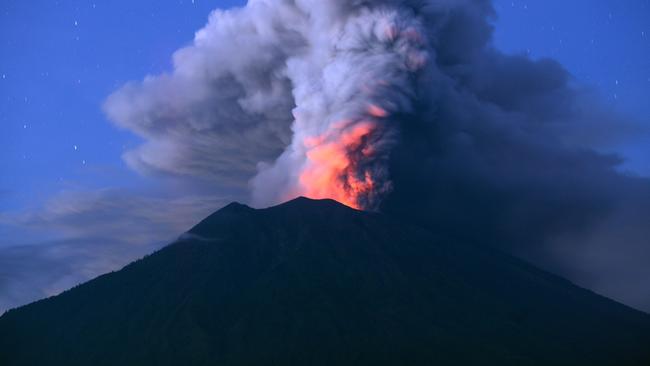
[298,121,380,209]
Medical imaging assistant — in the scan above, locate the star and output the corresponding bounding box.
[73,145,78,151]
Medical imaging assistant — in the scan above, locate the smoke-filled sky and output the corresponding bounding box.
[1,0,649,314]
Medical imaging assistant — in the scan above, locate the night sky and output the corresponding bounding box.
[1,1,649,313]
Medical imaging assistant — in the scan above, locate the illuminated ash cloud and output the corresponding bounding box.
[105,0,650,310]
[105,0,429,209]
[251,5,429,209]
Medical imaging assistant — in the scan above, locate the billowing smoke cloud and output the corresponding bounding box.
[105,0,650,310]
[105,0,430,208]
[251,4,428,209]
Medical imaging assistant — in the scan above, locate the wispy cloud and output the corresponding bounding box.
[0,189,229,313]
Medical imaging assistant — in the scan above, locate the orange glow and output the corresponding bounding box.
[367,104,388,118]
[298,121,379,209]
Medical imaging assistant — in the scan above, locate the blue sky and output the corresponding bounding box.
[0,1,649,312]
[1,0,241,214]
[493,0,650,174]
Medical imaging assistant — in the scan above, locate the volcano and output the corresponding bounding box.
[1,197,649,365]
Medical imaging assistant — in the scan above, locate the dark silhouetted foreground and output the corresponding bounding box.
[1,197,649,365]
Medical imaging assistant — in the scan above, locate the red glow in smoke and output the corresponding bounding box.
[367,104,388,118]
[299,121,380,209]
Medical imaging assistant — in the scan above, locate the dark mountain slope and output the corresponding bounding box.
[1,197,649,365]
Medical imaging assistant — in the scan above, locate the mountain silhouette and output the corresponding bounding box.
[1,197,649,365]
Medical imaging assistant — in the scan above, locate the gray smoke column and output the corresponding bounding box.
[105,0,650,311]
[251,2,429,209]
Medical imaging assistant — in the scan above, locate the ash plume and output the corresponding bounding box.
[104,0,650,311]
